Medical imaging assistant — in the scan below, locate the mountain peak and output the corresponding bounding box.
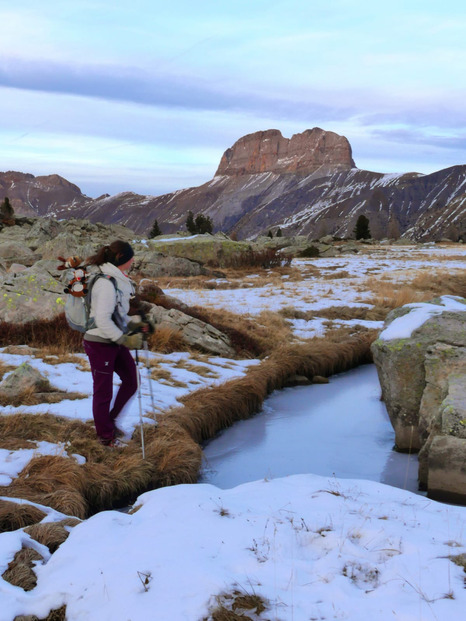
[215,128,356,176]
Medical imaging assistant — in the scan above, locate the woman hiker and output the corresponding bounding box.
[83,240,149,447]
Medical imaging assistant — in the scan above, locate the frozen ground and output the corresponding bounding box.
[2,476,465,621]
[0,244,465,620]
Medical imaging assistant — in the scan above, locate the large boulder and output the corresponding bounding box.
[135,251,205,278]
[371,295,466,503]
[148,305,235,357]
[147,234,254,267]
[0,362,51,397]
[0,265,66,322]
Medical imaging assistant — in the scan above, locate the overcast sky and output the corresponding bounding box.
[1,0,465,198]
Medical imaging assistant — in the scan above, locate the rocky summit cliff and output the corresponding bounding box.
[1,129,465,241]
[215,128,355,176]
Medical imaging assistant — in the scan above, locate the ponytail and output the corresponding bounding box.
[86,240,134,267]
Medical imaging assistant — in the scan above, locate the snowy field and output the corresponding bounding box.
[1,244,465,620]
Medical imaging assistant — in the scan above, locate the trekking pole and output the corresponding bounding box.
[134,349,146,459]
[143,337,158,427]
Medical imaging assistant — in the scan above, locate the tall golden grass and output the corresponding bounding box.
[2,545,43,591]
[166,334,374,444]
[362,270,466,309]
[0,335,374,527]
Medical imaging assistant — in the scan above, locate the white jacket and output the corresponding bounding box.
[84,262,135,343]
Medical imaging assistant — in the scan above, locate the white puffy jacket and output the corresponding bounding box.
[84,262,135,343]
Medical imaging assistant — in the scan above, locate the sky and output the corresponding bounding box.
[0,1,465,199]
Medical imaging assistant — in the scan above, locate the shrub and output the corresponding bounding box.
[221,248,291,269]
[298,245,320,258]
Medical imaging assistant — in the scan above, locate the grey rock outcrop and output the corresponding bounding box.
[148,305,235,358]
[0,362,51,397]
[135,250,204,278]
[371,296,466,503]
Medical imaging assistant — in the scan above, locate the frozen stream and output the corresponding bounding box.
[200,364,421,495]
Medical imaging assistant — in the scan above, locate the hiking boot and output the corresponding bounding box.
[105,438,127,448]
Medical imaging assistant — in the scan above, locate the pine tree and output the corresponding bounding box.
[149,219,162,238]
[354,214,371,240]
[267,230,273,238]
[186,211,196,234]
[276,228,283,237]
[194,213,213,234]
[0,196,14,220]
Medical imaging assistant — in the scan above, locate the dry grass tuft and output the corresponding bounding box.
[2,545,43,591]
[25,520,78,553]
[148,325,186,354]
[0,333,374,526]
[0,359,16,380]
[0,387,87,407]
[204,590,270,620]
[0,500,47,532]
[279,305,388,322]
[362,270,466,310]
[168,334,374,445]
[13,606,68,621]
[409,270,466,299]
[0,314,83,353]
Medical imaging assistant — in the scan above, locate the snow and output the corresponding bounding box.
[2,477,465,621]
[1,244,466,620]
[0,442,85,486]
[149,234,206,243]
[379,295,466,341]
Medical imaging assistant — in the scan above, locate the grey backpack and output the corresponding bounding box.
[64,272,118,333]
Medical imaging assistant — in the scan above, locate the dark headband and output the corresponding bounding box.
[114,245,134,266]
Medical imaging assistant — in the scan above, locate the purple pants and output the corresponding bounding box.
[83,340,138,443]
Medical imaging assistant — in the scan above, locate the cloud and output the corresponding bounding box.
[0,56,345,122]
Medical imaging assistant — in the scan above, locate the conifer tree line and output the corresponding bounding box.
[353,214,371,240]
[186,210,213,234]
[0,196,14,221]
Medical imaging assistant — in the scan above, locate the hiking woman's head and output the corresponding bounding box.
[87,241,135,272]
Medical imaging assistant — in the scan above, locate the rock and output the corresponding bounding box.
[0,362,51,397]
[283,374,312,387]
[136,251,204,278]
[371,295,466,503]
[7,263,28,274]
[216,128,355,176]
[0,267,65,323]
[426,436,466,504]
[0,241,34,260]
[148,305,235,357]
[146,234,254,268]
[312,376,330,384]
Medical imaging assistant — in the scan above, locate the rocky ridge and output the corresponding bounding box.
[1,128,465,241]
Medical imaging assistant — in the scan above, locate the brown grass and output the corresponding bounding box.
[0,335,374,526]
[167,334,374,444]
[0,314,83,352]
[0,500,47,532]
[2,545,43,591]
[25,520,78,553]
[0,387,87,407]
[362,270,466,309]
[148,325,186,353]
[280,305,389,322]
[204,590,269,621]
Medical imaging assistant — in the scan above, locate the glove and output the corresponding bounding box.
[118,332,143,350]
[127,315,143,333]
[143,318,156,334]
[127,316,155,335]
